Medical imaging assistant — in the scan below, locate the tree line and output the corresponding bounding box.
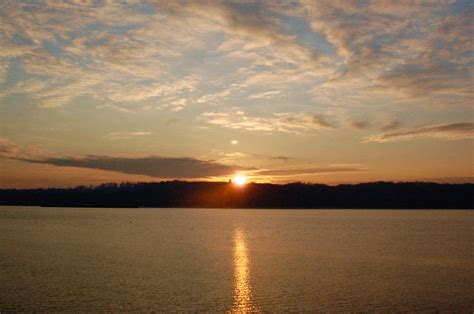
[0,181,472,209]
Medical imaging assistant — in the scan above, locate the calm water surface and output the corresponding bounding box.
[1,206,473,312]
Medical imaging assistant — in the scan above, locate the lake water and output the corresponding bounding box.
[0,206,473,312]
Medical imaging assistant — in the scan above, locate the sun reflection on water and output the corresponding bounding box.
[232,228,258,313]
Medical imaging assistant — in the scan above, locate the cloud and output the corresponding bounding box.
[350,120,370,130]
[375,63,473,100]
[248,90,283,99]
[300,0,473,110]
[372,6,474,101]
[14,155,253,179]
[366,123,474,142]
[0,138,48,160]
[97,104,135,114]
[201,108,334,133]
[0,0,472,164]
[303,1,450,76]
[310,113,333,128]
[380,118,402,131]
[270,156,293,162]
[104,132,152,140]
[0,138,22,157]
[0,0,338,113]
[174,1,324,66]
[0,138,253,179]
[0,64,7,84]
[0,2,203,109]
[256,166,364,176]
[196,87,234,104]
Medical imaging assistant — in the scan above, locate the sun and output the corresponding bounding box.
[233,175,247,186]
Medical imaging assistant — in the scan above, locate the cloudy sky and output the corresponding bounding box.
[0,0,472,187]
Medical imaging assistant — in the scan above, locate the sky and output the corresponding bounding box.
[0,0,473,188]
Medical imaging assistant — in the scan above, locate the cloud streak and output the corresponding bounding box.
[256,166,364,176]
[366,123,474,142]
[104,132,152,140]
[14,155,253,179]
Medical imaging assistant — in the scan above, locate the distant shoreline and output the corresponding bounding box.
[1,181,472,209]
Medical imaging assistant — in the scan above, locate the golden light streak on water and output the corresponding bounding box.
[232,228,258,313]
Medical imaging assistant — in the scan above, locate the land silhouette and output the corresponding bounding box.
[0,181,472,209]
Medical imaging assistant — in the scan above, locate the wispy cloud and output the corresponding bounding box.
[270,156,294,162]
[366,123,474,142]
[0,138,49,160]
[373,7,474,101]
[201,108,334,133]
[304,1,473,111]
[248,90,283,99]
[0,2,203,109]
[104,132,152,140]
[350,120,370,130]
[1,0,471,112]
[256,166,364,176]
[0,64,7,84]
[380,118,402,132]
[174,1,325,66]
[96,104,135,114]
[0,138,22,158]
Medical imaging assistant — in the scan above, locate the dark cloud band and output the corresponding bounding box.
[16,155,253,179]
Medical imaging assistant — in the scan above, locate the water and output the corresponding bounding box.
[1,206,473,312]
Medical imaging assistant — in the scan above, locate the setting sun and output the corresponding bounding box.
[233,175,247,186]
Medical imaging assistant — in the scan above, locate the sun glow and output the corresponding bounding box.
[233,175,247,186]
